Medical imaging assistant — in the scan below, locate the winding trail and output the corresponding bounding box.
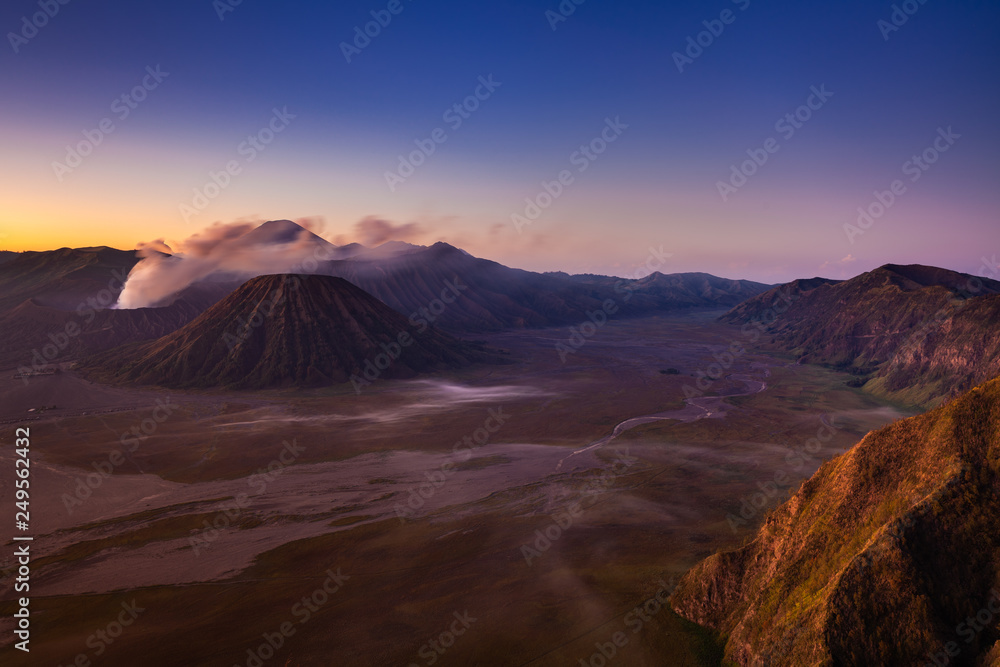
[555,363,772,471]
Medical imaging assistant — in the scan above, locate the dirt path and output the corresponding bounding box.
[555,364,772,471]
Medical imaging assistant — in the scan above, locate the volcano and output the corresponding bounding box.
[82,274,491,389]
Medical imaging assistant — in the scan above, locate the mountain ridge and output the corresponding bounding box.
[80,274,493,389]
[671,374,1000,665]
[721,263,1000,406]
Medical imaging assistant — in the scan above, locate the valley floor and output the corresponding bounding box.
[0,311,913,666]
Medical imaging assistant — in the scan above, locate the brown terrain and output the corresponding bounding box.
[671,374,1000,666]
[0,310,910,666]
[1,230,997,666]
[79,274,495,389]
[723,264,1000,407]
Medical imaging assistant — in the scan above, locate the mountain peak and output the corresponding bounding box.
[238,220,335,249]
[82,273,488,389]
[429,241,462,254]
[721,263,1000,406]
[361,240,425,259]
[672,375,1000,665]
[868,263,996,293]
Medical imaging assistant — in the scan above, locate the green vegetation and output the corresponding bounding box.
[672,376,1000,665]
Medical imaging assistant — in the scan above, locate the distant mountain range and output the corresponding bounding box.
[0,245,138,312]
[81,274,492,389]
[316,242,771,332]
[722,264,1000,406]
[5,222,998,400]
[560,269,771,310]
[671,374,1000,666]
[0,221,772,369]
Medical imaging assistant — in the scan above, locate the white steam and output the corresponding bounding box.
[116,220,335,309]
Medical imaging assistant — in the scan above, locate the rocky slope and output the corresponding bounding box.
[671,375,1000,666]
[81,274,493,389]
[0,246,138,312]
[0,246,218,369]
[722,264,1000,406]
[320,242,772,332]
[1,298,202,370]
[871,294,1000,406]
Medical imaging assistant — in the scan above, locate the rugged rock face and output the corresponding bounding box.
[722,264,1000,406]
[671,376,1000,666]
[0,298,203,369]
[81,274,493,389]
[872,294,1000,406]
[721,276,841,325]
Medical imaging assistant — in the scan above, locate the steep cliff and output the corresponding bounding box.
[672,376,1000,665]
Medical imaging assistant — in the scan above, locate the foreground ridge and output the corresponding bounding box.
[671,375,1000,666]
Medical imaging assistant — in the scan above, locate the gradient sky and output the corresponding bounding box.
[1,0,998,282]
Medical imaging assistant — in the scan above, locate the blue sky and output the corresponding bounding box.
[1,0,998,281]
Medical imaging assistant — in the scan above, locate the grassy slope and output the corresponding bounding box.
[721,266,1000,409]
[671,376,1000,666]
[868,294,1000,408]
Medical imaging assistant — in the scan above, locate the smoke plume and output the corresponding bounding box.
[116,219,335,309]
[335,216,423,247]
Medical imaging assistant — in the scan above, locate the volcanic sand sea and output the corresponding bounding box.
[0,311,912,666]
